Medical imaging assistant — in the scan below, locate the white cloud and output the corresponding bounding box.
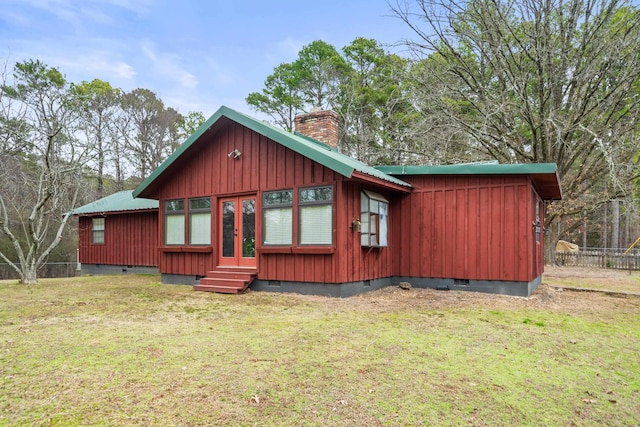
[0,0,153,31]
[140,41,198,89]
[65,53,136,82]
[2,37,137,88]
[201,56,236,86]
[265,36,305,65]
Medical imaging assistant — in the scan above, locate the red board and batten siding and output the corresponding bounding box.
[393,175,540,283]
[149,121,394,282]
[78,211,158,267]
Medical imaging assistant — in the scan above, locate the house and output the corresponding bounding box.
[72,190,159,275]
[74,106,561,297]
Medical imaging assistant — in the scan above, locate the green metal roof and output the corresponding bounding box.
[375,163,557,175]
[71,190,158,215]
[376,163,562,200]
[133,106,411,198]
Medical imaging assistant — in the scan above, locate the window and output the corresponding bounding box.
[165,199,185,245]
[361,190,388,247]
[534,195,544,243]
[189,198,211,245]
[299,186,333,245]
[263,190,293,245]
[92,217,105,244]
[262,186,335,247]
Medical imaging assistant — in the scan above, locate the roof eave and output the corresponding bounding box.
[377,162,562,200]
[530,171,563,200]
[74,208,158,217]
[351,171,413,193]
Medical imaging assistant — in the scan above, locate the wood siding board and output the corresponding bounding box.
[444,188,455,277]
[493,185,503,279]
[236,125,245,192]
[251,131,259,189]
[220,127,229,193]
[286,148,296,187]
[435,189,446,277]
[408,190,420,277]
[503,185,515,280]
[468,187,479,278]
[478,186,491,279]
[423,191,433,277]
[458,187,468,277]
[335,182,346,282]
[521,184,531,280]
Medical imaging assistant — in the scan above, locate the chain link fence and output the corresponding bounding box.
[0,262,79,280]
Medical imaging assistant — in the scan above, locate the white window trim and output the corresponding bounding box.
[91,217,105,245]
[361,190,389,248]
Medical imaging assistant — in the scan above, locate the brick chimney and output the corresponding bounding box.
[294,109,339,149]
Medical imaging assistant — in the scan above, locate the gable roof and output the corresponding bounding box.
[376,163,562,200]
[71,190,158,215]
[133,106,411,198]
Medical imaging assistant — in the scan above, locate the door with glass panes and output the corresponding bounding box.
[218,196,256,267]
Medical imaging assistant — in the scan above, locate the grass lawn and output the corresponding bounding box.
[0,273,638,426]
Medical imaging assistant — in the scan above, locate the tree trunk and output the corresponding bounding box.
[611,200,620,250]
[624,199,630,249]
[20,262,38,285]
[602,203,608,249]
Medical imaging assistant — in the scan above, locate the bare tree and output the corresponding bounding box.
[72,79,122,198]
[391,0,640,259]
[0,60,88,284]
[119,88,182,179]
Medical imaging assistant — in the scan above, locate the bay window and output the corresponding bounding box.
[361,190,388,247]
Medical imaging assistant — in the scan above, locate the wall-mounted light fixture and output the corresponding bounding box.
[533,221,542,235]
[227,149,242,159]
[533,219,542,242]
[352,218,361,232]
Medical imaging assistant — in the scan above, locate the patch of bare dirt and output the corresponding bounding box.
[543,265,640,293]
[289,267,640,315]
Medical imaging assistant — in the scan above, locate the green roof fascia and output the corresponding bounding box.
[71,191,158,215]
[375,163,558,176]
[133,106,410,198]
[376,162,562,200]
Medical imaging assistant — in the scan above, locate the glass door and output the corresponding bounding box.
[218,196,256,267]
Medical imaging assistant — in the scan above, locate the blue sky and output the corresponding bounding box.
[0,0,416,118]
